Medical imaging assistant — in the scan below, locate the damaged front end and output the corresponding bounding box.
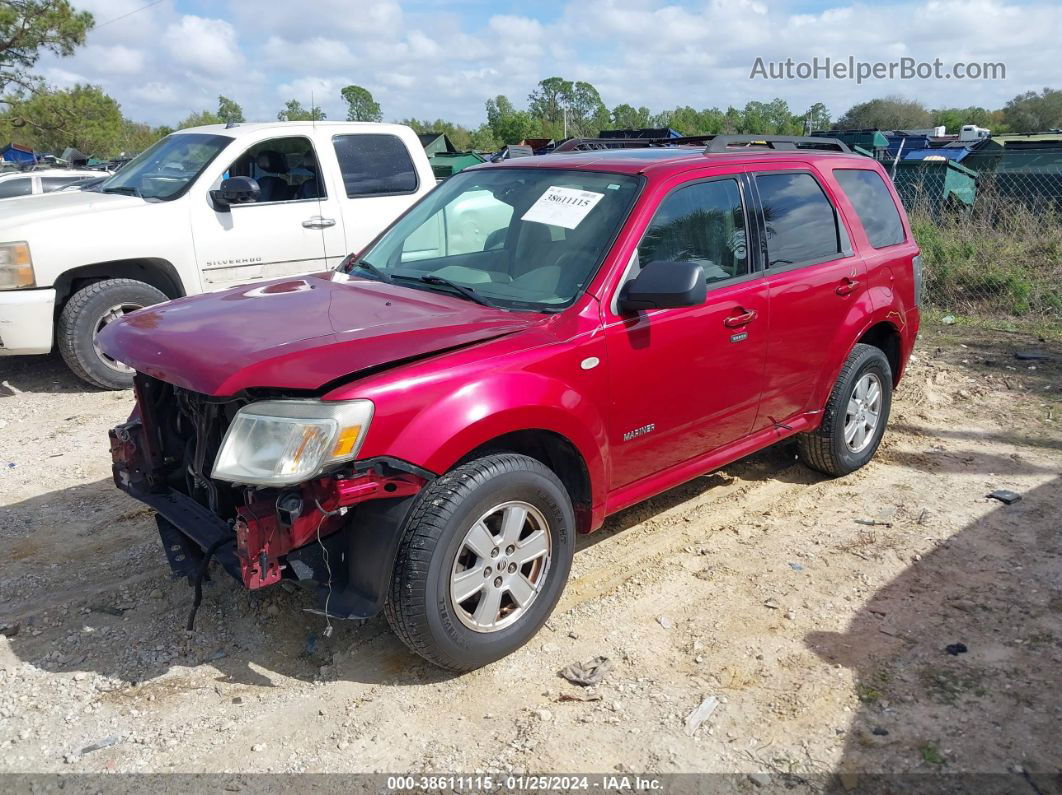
[109,375,429,622]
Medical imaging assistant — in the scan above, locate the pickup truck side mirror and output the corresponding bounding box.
[211,176,261,211]
[618,260,706,312]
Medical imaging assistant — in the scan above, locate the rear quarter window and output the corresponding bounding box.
[833,169,905,248]
[332,134,418,197]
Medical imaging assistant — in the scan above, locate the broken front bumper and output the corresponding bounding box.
[109,419,427,619]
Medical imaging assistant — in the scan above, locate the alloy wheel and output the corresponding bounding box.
[844,372,882,453]
[449,501,552,633]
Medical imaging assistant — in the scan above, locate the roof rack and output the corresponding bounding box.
[550,134,851,156]
[705,135,851,153]
[552,135,715,153]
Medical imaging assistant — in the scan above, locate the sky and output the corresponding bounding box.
[36,0,1062,129]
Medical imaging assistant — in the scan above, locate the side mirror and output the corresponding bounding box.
[211,176,260,210]
[618,260,706,312]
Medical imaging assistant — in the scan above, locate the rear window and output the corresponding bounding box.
[755,172,841,267]
[834,169,905,248]
[332,134,418,197]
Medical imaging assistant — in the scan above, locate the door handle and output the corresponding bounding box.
[303,216,336,230]
[835,277,861,296]
[723,309,758,328]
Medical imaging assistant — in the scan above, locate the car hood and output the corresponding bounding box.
[0,190,141,229]
[97,273,542,395]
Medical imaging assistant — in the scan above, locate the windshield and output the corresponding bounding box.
[348,167,642,311]
[99,133,231,201]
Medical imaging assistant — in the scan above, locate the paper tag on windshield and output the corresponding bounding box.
[522,186,605,230]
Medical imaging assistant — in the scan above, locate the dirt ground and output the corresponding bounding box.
[1,325,1060,786]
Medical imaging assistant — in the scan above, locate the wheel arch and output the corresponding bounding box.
[458,428,594,533]
[353,370,610,530]
[53,259,186,307]
[856,320,903,385]
[808,312,904,413]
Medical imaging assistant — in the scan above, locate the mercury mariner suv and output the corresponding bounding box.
[103,135,921,671]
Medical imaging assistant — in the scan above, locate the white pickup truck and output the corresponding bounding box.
[0,122,436,388]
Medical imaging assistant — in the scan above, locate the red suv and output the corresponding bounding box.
[103,135,920,671]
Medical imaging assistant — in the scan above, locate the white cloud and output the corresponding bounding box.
[80,44,146,75]
[129,81,180,105]
[41,67,86,87]
[228,0,403,38]
[164,15,244,77]
[259,36,354,72]
[26,0,1062,132]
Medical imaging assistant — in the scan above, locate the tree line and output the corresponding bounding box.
[2,2,1062,160]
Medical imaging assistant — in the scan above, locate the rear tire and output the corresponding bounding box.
[57,278,167,390]
[797,343,892,476]
[385,453,576,671]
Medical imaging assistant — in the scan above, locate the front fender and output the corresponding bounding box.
[356,370,609,512]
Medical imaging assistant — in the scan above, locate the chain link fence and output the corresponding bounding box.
[880,149,1062,336]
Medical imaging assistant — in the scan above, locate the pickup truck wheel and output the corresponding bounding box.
[57,279,167,390]
[797,343,893,476]
[385,453,575,671]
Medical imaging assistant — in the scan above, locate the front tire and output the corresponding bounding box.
[385,453,576,671]
[57,278,167,390]
[797,343,893,476]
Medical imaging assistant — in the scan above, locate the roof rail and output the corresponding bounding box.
[549,134,852,156]
[552,135,714,153]
[703,135,851,153]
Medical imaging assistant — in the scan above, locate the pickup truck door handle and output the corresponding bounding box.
[835,277,861,296]
[723,309,758,328]
[302,216,336,230]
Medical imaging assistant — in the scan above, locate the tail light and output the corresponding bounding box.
[912,253,923,308]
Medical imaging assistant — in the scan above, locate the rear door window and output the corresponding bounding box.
[833,169,905,248]
[639,178,748,285]
[755,172,842,267]
[332,134,418,197]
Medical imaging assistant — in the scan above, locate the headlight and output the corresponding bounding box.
[0,242,34,289]
[212,399,374,486]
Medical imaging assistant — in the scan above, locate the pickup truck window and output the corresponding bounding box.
[755,172,842,267]
[833,169,905,248]
[41,176,87,193]
[332,134,418,197]
[99,133,231,201]
[0,177,32,198]
[640,178,748,285]
[223,136,323,204]
[351,168,641,310]
[401,189,514,261]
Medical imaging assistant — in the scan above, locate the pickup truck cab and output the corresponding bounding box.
[102,135,921,671]
[0,122,434,388]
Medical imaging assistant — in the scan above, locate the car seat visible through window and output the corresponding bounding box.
[254,150,291,203]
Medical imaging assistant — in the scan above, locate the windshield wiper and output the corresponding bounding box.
[101,185,142,197]
[347,259,392,283]
[397,274,499,309]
